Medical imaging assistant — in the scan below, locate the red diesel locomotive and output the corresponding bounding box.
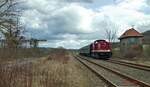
[79,40,112,59]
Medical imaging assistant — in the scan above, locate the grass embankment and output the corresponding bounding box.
[0,49,105,87]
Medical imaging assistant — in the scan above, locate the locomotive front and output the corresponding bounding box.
[90,40,112,59]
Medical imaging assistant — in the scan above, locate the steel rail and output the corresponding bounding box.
[74,55,119,87]
[77,55,150,87]
[108,59,150,72]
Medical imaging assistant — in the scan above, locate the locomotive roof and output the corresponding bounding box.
[119,28,143,40]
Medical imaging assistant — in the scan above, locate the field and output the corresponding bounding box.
[0,48,105,87]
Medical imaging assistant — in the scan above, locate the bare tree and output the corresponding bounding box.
[105,24,118,43]
[102,16,118,43]
[0,0,25,48]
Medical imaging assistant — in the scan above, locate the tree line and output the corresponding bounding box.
[0,0,25,48]
[0,0,47,48]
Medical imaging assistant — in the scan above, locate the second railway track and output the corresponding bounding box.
[74,54,150,87]
[107,59,150,72]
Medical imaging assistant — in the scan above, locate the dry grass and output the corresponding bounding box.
[0,62,33,87]
[46,48,70,63]
[0,48,51,62]
[0,49,100,87]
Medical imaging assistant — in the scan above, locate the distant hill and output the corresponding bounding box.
[142,30,150,44]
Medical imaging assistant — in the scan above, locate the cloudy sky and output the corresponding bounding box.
[21,0,150,49]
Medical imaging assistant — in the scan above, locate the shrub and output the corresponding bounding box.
[144,45,150,57]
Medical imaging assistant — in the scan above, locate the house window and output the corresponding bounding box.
[129,38,139,45]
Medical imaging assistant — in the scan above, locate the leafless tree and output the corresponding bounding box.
[0,0,25,48]
[101,16,118,43]
[105,24,118,43]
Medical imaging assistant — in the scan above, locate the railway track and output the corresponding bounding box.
[78,55,150,72]
[74,54,150,87]
[108,59,150,72]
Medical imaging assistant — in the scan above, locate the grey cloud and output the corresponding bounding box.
[147,0,150,5]
[137,21,150,32]
[22,2,96,41]
[21,0,150,48]
[47,11,81,34]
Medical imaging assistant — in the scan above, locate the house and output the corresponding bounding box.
[119,28,143,57]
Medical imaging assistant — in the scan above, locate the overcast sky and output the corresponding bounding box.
[21,0,150,49]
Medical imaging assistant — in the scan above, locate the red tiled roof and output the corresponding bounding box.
[119,28,143,39]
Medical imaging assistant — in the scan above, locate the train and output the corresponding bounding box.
[79,40,112,59]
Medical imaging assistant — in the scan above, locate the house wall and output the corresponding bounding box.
[120,37,143,57]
